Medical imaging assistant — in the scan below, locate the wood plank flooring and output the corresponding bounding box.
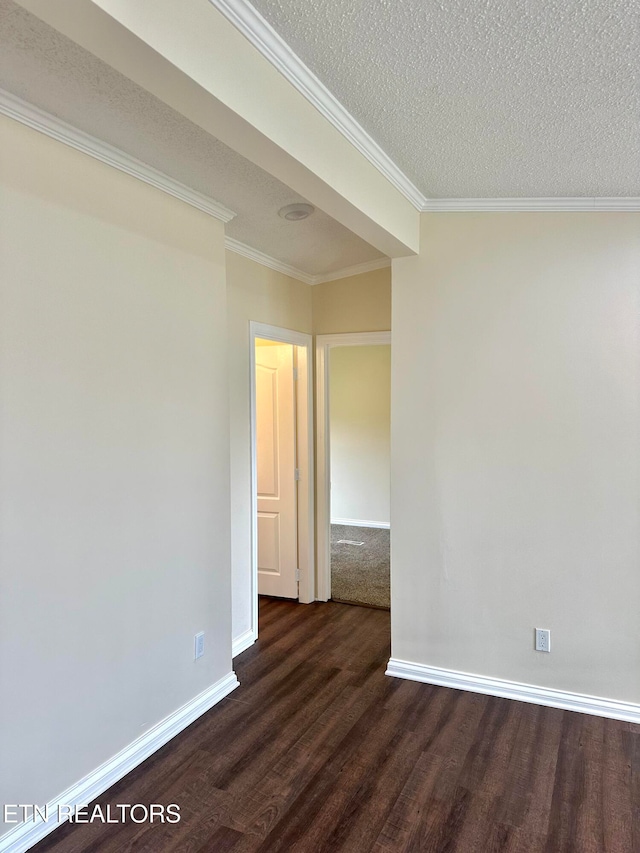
[33,598,639,852]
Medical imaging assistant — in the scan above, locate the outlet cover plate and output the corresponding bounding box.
[194,631,205,660]
[535,628,551,652]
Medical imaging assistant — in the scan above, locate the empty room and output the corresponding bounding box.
[327,339,391,610]
[1,1,639,852]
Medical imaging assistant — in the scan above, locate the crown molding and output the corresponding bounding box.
[206,3,640,215]
[224,237,315,283]
[311,257,390,285]
[0,89,388,286]
[0,88,236,223]
[422,197,640,212]
[208,0,427,211]
[225,238,391,285]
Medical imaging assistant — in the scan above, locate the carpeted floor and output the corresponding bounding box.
[330,524,390,609]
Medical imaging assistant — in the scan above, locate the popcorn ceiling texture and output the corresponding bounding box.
[251,0,640,198]
[0,0,383,276]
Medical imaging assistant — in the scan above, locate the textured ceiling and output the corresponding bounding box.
[0,0,384,276]
[251,0,640,198]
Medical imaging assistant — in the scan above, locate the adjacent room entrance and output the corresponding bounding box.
[316,332,391,608]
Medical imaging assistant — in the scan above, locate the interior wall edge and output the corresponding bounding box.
[232,628,257,659]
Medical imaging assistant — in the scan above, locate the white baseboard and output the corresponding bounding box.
[386,658,640,724]
[331,517,390,530]
[232,628,257,658]
[0,672,239,853]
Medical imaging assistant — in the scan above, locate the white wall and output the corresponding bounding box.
[391,212,640,703]
[0,115,232,834]
[330,345,391,526]
[312,267,391,334]
[226,253,312,648]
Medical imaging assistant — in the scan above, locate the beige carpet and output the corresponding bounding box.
[330,524,390,609]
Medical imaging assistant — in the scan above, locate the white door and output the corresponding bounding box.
[256,342,298,598]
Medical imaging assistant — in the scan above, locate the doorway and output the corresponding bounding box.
[316,332,391,606]
[249,323,314,637]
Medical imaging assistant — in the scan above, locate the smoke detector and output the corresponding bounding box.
[278,203,315,221]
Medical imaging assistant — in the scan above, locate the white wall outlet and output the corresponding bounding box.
[535,628,551,652]
[194,631,205,660]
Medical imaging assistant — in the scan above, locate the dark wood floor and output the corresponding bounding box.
[34,598,639,852]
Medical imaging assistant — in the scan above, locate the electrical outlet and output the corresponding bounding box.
[535,628,551,653]
[194,632,205,660]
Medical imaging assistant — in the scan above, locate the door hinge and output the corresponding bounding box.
[295,568,300,581]
[293,366,299,381]
[295,468,301,481]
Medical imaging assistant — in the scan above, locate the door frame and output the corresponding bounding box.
[315,331,392,601]
[250,322,315,635]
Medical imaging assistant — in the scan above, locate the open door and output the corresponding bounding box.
[255,340,298,599]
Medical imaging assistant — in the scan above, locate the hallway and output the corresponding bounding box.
[34,599,639,852]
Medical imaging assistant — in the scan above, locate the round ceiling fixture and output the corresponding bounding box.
[278,203,315,221]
